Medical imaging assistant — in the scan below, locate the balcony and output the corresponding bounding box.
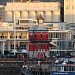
[9,36,28,40]
[0,36,8,39]
[0,26,13,31]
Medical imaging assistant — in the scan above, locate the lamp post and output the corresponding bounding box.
[13,25,16,55]
[13,0,16,55]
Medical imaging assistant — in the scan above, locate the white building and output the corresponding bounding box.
[64,0,75,23]
[0,1,60,23]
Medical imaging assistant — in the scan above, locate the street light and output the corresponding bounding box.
[13,2,16,55]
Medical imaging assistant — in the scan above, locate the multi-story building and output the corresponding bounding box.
[0,16,71,58]
[0,19,29,55]
[29,16,49,58]
[0,1,73,58]
[64,0,75,23]
[48,23,71,57]
[0,1,60,23]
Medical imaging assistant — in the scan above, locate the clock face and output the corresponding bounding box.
[39,20,43,23]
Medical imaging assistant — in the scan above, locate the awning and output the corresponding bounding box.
[50,42,58,47]
[21,49,28,53]
[11,49,18,53]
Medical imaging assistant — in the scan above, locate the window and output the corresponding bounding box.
[60,25,64,30]
[39,20,43,23]
[72,5,74,9]
[66,6,68,9]
[33,21,37,23]
[20,20,29,23]
[19,36,21,38]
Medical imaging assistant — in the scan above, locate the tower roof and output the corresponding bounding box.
[37,15,44,20]
[29,25,48,31]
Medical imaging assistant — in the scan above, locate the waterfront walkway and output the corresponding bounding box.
[22,60,52,75]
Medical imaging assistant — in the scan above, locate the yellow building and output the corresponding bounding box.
[64,0,75,23]
[0,20,29,54]
[0,1,60,22]
[0,1,72,58]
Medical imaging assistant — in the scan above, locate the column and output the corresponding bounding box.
[15,11,20,19]
[44,11,51,22]
[53,10,60,22]
[51,11,53,22]
[5,11,12,21]
[27,32,28,40]
[17,33,19,39]
[37,11,40,16]
[1,42,5,54]
[18,42,20,48]
[8,32,10,39]
[12,11,15,22]
[8,42,10,52]
[29,11,36,19]
[20,11,28,18]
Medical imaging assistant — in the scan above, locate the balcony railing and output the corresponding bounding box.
[0,36,28,40]
[50,47,74,51]
[0,27,13,30]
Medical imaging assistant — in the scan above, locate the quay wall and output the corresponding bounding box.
[0,58,24,75]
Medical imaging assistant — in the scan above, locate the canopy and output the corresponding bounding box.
[50,42,58,47]
[11,49,18,53]
[21,49,28,53]
[62,61,67,65]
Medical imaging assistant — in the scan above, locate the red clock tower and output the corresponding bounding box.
[28,15,50,58]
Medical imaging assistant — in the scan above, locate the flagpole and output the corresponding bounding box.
[13,0,16,55]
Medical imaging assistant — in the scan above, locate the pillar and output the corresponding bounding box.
[18,42,20,48]
[53,10,60,22]
[20,11,28,18]
[29,11,36,19]
[44,11,51,22]
[27,32,28,40]
[1,42,5,54]
[17,33,19,39]
[12,11,15,22]
[5,11,13,21]
[37,11,41,16]
[8,32,10,39]
[8,42,10,52]
[15,11,20,19]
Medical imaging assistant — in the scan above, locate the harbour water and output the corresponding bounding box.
[0,67,21,75]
